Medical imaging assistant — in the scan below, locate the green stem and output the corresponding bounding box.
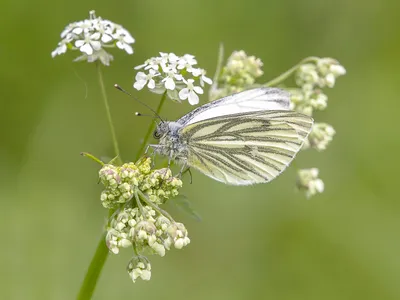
[135,91,167,161]
[264,56,320,87]
[97,62,122,164]
[208,43,224,101]
[76,210,114,300]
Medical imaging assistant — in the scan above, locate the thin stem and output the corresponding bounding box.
[264,56,320,87]
[81,152,104,166]
[76,210,114,300]
[208,43,224,101]
[97,62,122,164]
[135,91,167,161]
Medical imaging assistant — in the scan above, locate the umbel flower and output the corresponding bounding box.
[296,168,325,198]
[51,10,135,66]
[210,50,264,100]
[133,52,212,105]
[99,157,189,282]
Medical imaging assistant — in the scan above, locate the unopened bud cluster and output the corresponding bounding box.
[51,10,135,66]
[296,168,325,198]
[106,205,190,256]
[290,57,346,116]
[304,123,336,151]
[99,158,182,208]
[99,157,188,282]
[211,50,263,100]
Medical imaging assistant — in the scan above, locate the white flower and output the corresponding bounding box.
[133,52,212,102]
[191,68,212,87]
[177,54,197,71]
[133,69,159,90]
[127,257,152,283]
[114,27,135,54]
[306,123,336,151]
[75,32,101,55]
[51,10,135,66]
[179,79,203,105]
[297,168,325,198]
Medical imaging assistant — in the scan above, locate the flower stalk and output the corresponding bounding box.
[97,63,122,165]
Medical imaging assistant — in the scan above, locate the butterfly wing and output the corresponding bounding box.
[177,88,291,126]
[180,110,313,185]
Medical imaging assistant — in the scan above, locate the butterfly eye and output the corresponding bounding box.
[153,130,162,139]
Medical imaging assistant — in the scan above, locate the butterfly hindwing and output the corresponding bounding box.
[180,110,313,185]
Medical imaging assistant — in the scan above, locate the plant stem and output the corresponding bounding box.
[264,56,319,87]
[135,91,167,161]
[97,62,122,164]
[208,43,224,101]
[76,210,114,300]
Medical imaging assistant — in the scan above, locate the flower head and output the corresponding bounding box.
[296,168,325,198]
[210,50,263,100]
[51,10,135,66]
[133,52,212,104]
[304,123,336,151]
[296,58,346,89]
[127,256,152,283]
[99,157,188,282]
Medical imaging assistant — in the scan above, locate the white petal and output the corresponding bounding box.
[147,79,155,89]
[178,88,189,100]
[202,75,212,84]
[135,72,147,81]
[123,34,135,44]
[124,44,133,54]
[133,81,146,90]
[80,43,93,55]
[134,63,147,70]
[75,40,85,47]
[91,41,102,51]
[188,91,199,105]
[72,27,83,35]
[91,32,101,40]
[193,86,203,94]
[101,34,113,43]
[164,78,175,90]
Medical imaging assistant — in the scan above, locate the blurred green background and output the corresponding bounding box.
[2,0,400,299]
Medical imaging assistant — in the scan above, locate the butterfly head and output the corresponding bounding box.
[153,121,169,140]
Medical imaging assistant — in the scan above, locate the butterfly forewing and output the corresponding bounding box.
[180,110,313,185]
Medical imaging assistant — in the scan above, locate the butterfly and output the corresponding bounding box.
[149,88,313,185]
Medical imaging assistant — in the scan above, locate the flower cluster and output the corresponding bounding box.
[296,168,325,198]
[127,256,152,283]
[99,158,182,209]
[133,52,212,105]
[106,206,190,256]
[304,123,336,151]
[290,58,346,116]
[99,157,189,282]
[210,50,263,100]
[51,10,134,66]
[289,58,344,197]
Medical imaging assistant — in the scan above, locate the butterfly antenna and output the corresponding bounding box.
[114,84,164,122]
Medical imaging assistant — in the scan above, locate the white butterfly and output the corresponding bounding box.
[150,88,313,185]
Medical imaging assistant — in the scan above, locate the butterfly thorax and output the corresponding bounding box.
[150,121,189,162]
